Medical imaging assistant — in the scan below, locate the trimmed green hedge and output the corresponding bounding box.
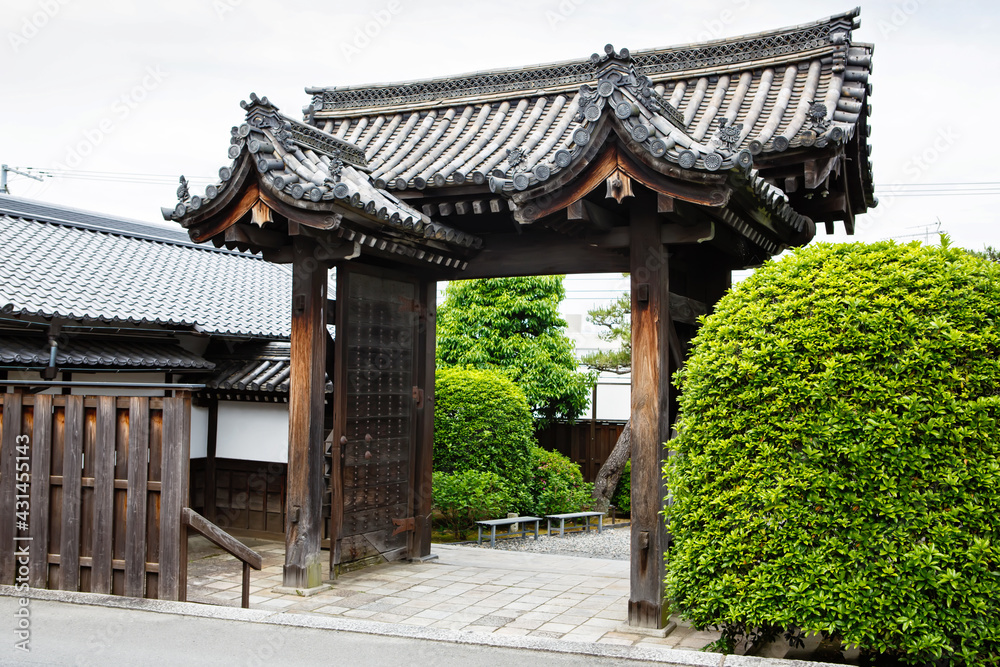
[522,447,593,516]
[666,241,1000,665]
[432,470,515,540]
[434,367,535,485]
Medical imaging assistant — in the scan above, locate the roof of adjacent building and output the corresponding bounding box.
[0,194,296,338]
[302,8,872,202]
[0,334,213,370]
[203,341,331,393]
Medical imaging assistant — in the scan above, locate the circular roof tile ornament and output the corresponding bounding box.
[206,184,218,199]
[227,145,241,159]
[189,195,202,210]
[290,184,305,199]
[533,164,550,181]
[309,187,323,202]
[350,192,362,207]
[173,203,186,218]
[828,126,845,143]
[748,139,764,155]
[219,166,232,181]
[393,177,407,190]
[735,149,753,170]
[472,171,486,185]
[554,149,572,168]
[452,171,466,185]
[649,138,667,157]
[413,176,427,190]
[573,128,591,146]
[597,80,615,97]
[584,104,601,122]
[799,129,817,147]
[433,173,446,187]
[614,102,634,119]
[703,152,723,171]
[679,150,697,169]
[513,172,530,191]
[773,136,789,152]
[333,182,350,199]
[488,176,499,193]
[630,124,650,143]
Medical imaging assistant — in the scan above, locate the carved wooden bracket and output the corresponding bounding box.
[605,168,634,203]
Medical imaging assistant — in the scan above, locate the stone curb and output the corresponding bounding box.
[0,586,844,667]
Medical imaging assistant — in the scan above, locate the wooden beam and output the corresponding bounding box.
[628,194,671,630]
[455,232,629,279]
[410,279,436,559]
[283,237,328,590]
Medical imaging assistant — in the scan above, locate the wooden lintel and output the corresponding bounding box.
[661,221,714,244]
[804,156,839,190]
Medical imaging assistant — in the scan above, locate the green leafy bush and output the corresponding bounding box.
[610,460,631,514]
[666,241,1000,665]
[432,470,515,539]
[522,447,593,516]
[434,367,535,485]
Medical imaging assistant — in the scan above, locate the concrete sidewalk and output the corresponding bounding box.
[0,591,845,667]
[188,537,718,651]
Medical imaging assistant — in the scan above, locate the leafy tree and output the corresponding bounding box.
[666,240,1000,665]
[436,276,595,425]
[433,367,535,485]
[580,292,631,374]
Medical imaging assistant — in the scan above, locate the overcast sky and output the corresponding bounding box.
[2,0,997,312]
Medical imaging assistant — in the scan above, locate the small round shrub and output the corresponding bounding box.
[522,447,593,516]
[432,470,514,539]
[666,241,1000,665]
[434,367,535,484]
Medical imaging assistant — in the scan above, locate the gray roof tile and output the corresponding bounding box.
[0,201,296,338]
[0,335,213,370]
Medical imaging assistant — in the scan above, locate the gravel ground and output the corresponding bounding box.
[468,524,631,560]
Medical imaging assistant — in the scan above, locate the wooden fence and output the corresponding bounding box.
[535,420,627,482]
[0,392,190,600]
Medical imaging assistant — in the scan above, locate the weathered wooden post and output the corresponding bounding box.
[628,201,671,629]
[283,236,328,591]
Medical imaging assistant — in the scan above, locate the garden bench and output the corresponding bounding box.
[545,511,605,537]
[476,516,542,547]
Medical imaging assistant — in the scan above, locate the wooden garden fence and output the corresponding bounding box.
[0,392,190,601]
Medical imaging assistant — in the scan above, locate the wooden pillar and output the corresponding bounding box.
[409,279,436,559]
[283,237,327,590]
[205,398,218,523]
[628,201,671,629]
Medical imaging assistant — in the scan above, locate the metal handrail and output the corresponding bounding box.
[182,508,262,608]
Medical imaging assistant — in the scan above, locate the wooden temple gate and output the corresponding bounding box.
[0,391,190,600]
[165,9,874,628]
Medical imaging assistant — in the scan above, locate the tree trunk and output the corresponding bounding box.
[591,420,631,513]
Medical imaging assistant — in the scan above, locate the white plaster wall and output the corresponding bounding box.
[5,370,166,395]
[190,405,209,459]
[215,401,288,463]
[593,380,630,422]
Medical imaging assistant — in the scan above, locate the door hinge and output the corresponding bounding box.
[392,516,416,536]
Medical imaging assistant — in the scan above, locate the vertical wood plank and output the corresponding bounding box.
[284,237,327,589]
[28,394,51,588]
[48,401,65,588]
[80,404,96,592]
[205,399,218,523]
[158,397,186,601]
[59,395,84,592]
[111,407,129,596]
[145,408,163,599]
[628,198,671,629]
[410,278,436,559]
[91,396,116,594]
[0,394,22,584]
[124,397,148,598]
[178,394,190,602]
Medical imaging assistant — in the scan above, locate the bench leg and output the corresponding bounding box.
[478,526,482,545]
[598,515,603,533]
[491,526,497,548]
[546,518,551,536]
[560,519,565,538]
[533,521,539,540]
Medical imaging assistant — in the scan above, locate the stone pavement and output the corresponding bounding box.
[186,535,721,653]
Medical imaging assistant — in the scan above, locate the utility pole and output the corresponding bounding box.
[1,165,43,194]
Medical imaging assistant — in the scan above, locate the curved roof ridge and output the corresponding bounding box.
[306,8,860,115]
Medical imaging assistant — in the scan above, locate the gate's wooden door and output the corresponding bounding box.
[331,266,420,567]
